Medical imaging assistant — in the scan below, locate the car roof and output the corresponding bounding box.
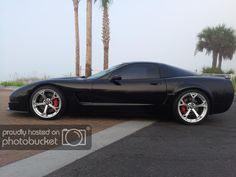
[123,61,161,65]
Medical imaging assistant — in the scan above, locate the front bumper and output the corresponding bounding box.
[9,88,30,112]
[8,101,28,112]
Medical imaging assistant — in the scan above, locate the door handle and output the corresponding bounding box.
[150,82,161,85]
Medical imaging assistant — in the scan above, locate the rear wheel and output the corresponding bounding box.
[30,86,66,120]
[173,90,210,125]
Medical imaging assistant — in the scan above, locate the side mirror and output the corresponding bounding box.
[110,75,122,83]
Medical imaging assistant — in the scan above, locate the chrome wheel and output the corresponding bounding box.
[177,92,208,123]
[31,89,62,119]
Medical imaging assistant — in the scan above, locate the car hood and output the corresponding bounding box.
[49,76,86,80]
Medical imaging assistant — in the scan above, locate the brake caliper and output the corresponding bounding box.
[53,99,59,107]
[180,98,188,114]
[180,106,187,114]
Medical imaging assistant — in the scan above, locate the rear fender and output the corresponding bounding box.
[165,83,214,113]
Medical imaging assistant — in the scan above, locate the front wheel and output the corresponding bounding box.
[30,86,66,120]
[173,90,210,125]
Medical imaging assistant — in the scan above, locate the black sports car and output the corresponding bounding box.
[9,62,234,124]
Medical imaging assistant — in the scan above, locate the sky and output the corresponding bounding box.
[0,0,236,81]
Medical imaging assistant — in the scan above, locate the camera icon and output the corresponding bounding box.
[62,128,87,147]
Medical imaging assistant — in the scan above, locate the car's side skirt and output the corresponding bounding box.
[79,102,154,106]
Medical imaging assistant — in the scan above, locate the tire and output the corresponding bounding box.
[173,89,210,125]
[29,86,66,120]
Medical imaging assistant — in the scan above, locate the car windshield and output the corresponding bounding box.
[87,64,124,79]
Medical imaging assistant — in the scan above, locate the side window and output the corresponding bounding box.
[111,64,160,80]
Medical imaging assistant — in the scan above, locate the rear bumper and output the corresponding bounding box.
[210,80,235,114]
[211,101,233,114]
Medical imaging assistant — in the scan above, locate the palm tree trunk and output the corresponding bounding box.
[73,0,80,76]
[218,53,223,70]
[103,6,110,70]
[85,0,92,77]
[212,51,218,69]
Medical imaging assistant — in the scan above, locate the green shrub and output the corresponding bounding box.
[202,67,224,74]
[225,69,235,74]
[202,67,235,75]
[0,81,25,87]
[233,78,236,92]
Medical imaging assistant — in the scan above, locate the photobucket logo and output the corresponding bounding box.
[0,125,91,150]
[1,136,58,148]
[62,128,87,146]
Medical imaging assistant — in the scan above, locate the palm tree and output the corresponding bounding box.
[217,26,236,69]
[72,0,81,76]
[218,45,236,69]
[195,27,220,69]
[85,0,93,77]
[195,25,236,70]
[95,0,112,70]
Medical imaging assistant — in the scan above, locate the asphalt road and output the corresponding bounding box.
[45,98,236,177]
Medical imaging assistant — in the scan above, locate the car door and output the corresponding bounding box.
[91,63,167,105]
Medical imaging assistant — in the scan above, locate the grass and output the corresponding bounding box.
[0,81,26,87]
[0,76,49,87]
[232,79,236,92]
